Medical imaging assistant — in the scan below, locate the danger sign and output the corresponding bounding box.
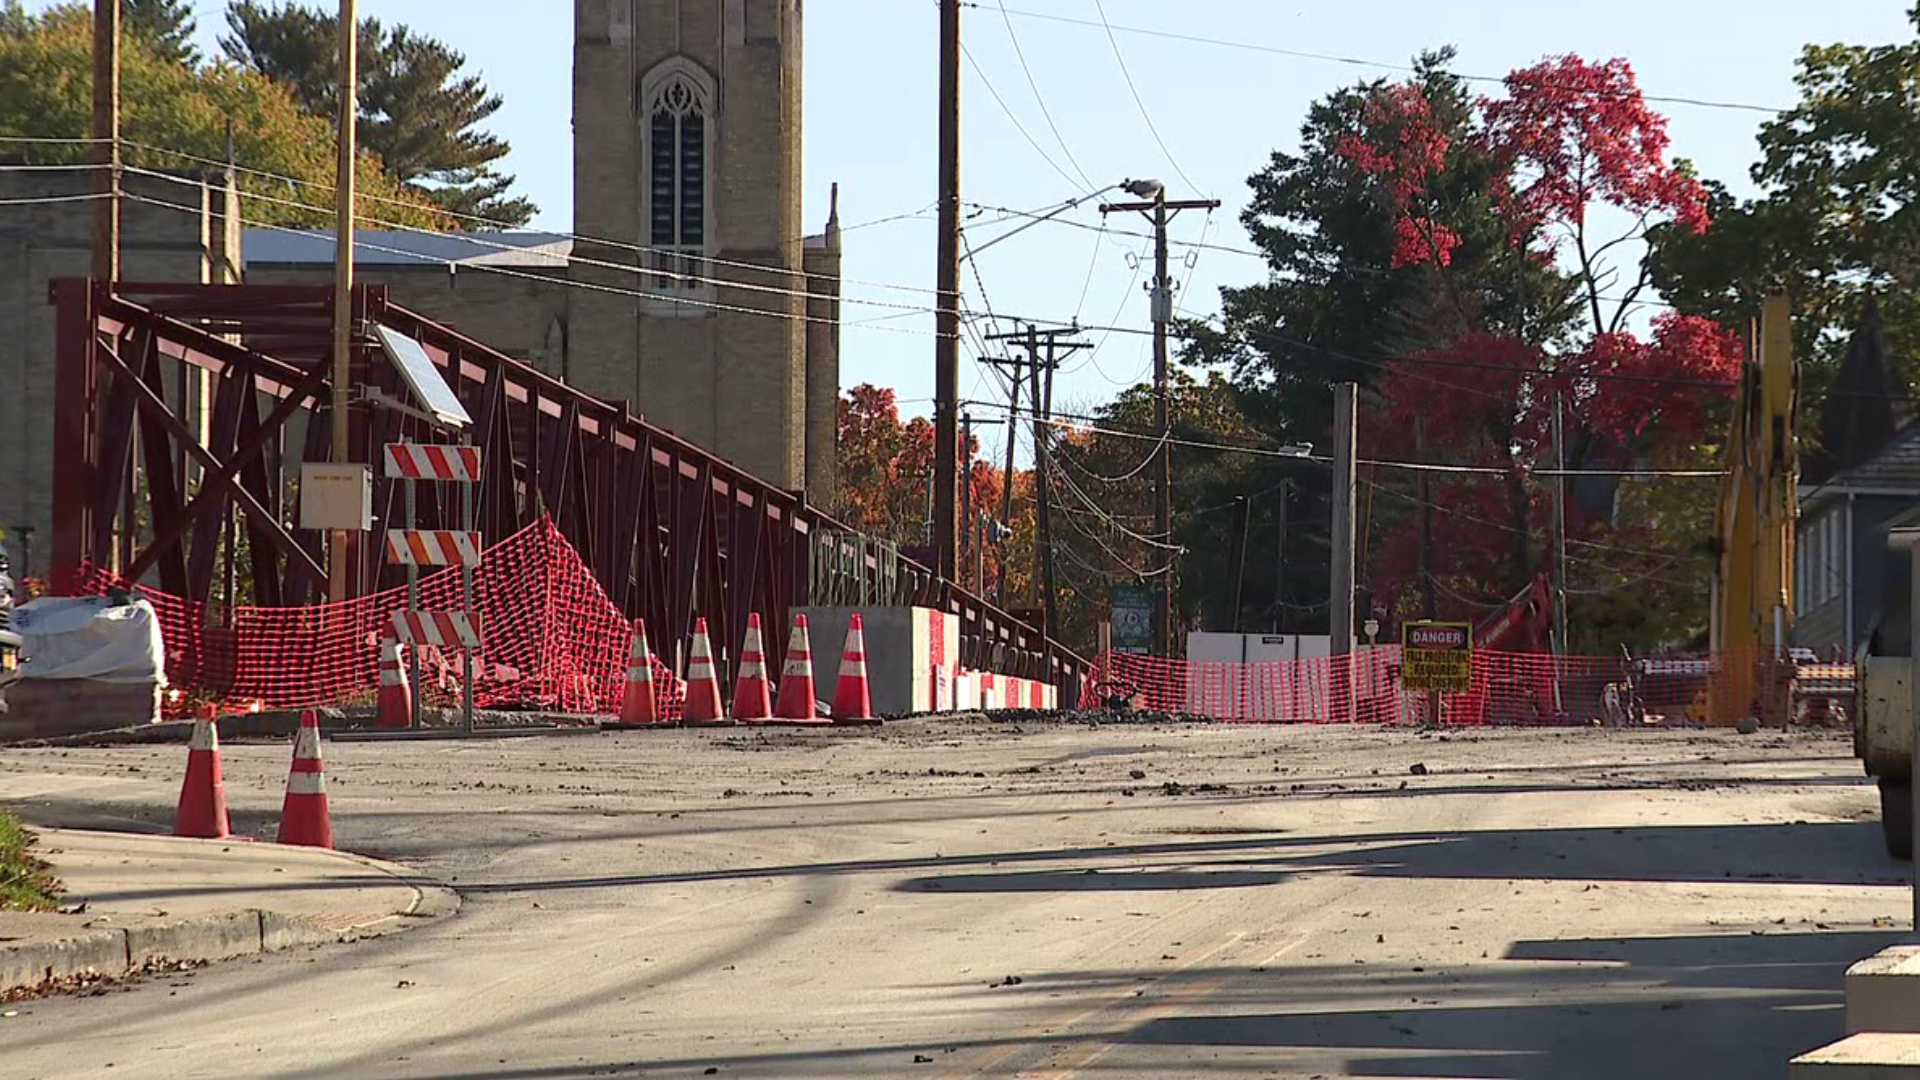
[1403,620,1473,693]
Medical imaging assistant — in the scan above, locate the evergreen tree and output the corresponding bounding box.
[221,0,533,225]
[125,0,198,66]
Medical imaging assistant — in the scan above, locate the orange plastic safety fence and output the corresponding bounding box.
[73,518,686,721]
[1083,648,1847,726]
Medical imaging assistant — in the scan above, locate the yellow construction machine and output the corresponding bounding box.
[1708,295,1798,727]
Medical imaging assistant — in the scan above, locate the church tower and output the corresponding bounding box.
[570,0,822,492]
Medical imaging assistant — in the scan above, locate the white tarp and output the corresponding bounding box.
[13,596,167,685]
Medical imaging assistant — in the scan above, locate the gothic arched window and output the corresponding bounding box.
[640,59,714,294]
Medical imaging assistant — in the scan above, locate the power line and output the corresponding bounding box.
[971,4,1788,115]
[126,168,948,322]
[1091,0,1205,195]
[114,138,946,296]
[958,40,1087,193]
[994,0,1097,192]
[127,192,938,338]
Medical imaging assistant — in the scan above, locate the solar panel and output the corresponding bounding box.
[376,325,472,431]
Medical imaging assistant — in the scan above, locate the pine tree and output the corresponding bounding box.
[125,0,198,66]
[221,1,532,226]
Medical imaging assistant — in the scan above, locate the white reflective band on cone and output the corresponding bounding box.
[286,772,327,796]
[294,728,323,760]
[188,721,217,752]
[784,659,810,676]
[627,666,653,681]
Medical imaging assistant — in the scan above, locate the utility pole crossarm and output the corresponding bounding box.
[1100,189,1218,657]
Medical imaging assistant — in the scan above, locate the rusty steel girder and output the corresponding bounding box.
[49,280,1083,701]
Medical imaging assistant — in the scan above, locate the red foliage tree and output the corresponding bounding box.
[1355,55,1739,628]
[833,383,1023,588]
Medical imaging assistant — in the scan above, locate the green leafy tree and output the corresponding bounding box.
[222,1,533,225]
[0,4,448,229]
[1648,9,1920,409]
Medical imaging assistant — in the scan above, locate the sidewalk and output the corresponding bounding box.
[0,828,457,996]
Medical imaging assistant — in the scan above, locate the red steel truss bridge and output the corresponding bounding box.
[48,280,1084,705]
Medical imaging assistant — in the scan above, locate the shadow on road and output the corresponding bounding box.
[1124,930,1900,1078]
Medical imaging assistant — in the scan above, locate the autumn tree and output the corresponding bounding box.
[1355,55,1738,644]
[833,385,1030,600]
[0,4,447,229]
[1190,51,1741,650]
[222,1,533,224]
[1648,11,1920,420]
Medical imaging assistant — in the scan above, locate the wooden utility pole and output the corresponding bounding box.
[91,0,119,283]
[989,324,1087,636]
[1330,383,1357,722]
[1227,495,1250,633]
[1102,185,1219,655]
[959,410,973,585]
[992,352,1021,608]
[931,0,962,580]
[959,413,1006,592]
[327,0,358,604]
[1551,392,1570,656]
[1272,480,1289,634]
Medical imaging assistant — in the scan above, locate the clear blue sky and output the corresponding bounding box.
[57,2,1919,458]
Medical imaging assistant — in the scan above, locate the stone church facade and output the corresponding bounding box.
[258,0,843,497]
[0,0,841,569]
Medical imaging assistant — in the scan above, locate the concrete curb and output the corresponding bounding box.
[0,846,459,997]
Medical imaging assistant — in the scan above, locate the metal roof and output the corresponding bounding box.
[243,229,572,269]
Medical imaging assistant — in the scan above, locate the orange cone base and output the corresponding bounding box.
[174,754,230,839]
[376,688,411,729]
[277,793,332,848]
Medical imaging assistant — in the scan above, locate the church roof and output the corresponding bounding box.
[243,229,572,269]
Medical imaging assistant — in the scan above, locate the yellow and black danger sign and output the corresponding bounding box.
[1402,621,1473,693]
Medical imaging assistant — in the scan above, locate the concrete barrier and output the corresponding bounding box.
[1791,1032,1920,1076]
[1850,946,1920,1034]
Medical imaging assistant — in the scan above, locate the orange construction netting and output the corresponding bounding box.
[1081,648,1844,726]
[74,518,685,720]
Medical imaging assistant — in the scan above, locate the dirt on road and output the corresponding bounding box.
[0,720,1907,1079]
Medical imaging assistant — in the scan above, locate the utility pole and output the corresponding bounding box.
[931,0,962,581]
[327,0,359,605]
[1102,182,1219,656]
[992,352,1021,609]
[960,410,973,586]
[1272,479,1289,634]
[1551,392,1570,657]
[959,414,1006,592]
[91,0,119,283]
[988,324,1088,635]
[1330,383,1357,723]
[1415,417,1437,620]
[1227,495,1250,633]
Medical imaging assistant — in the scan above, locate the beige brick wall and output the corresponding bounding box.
[248,265,573,379]
[570,0,810,490]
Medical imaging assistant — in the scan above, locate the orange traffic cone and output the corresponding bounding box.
[831,613,875,724]
[733,613,774,722]
[774,614,826,724]
[612,618,666,727]
[376,639,412,729]
[682,617,729,726]
[277,709,333,848]
[173,717,230,839]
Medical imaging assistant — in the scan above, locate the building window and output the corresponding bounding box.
[1799,510,1846,609]
[641,60,713,294]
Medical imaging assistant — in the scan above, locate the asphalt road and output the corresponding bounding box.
[0,721,1909,1079]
